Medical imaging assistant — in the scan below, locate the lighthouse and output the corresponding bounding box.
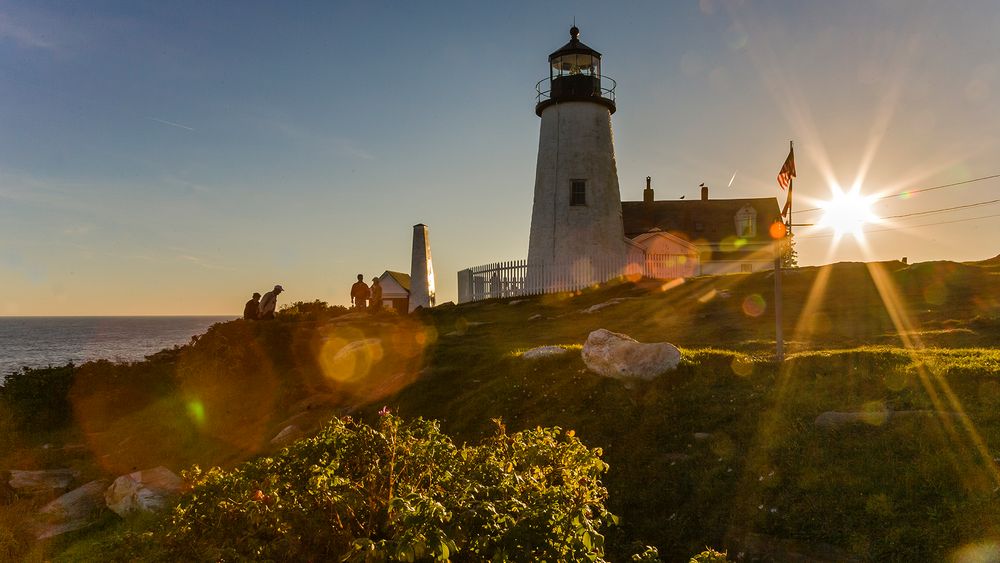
[526,26,626,285]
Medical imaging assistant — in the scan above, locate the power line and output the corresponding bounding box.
[799,212,1000,239]
[881,198,1000,220]
[796,173,1000,214]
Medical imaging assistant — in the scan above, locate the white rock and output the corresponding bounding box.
[521,346,571,360]
[581,329,681,380]
[581,297,638,314]
[105,466,182,517]
[270,424,304,446]
[8,469,78,495]
[35,479,109,539]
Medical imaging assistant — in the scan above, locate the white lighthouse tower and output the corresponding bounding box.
[526,26,625,286]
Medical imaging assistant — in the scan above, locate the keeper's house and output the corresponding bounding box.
[623,179,782,275]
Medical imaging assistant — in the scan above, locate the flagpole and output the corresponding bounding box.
[774,139,793,363]
[787,140,794,235]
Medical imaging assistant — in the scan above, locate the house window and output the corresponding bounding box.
[741,263,753,273]
[570,180,586,206]
[735,205,758,237]
[694,221,704,232]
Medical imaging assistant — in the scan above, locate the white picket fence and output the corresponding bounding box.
[457,254,697,303]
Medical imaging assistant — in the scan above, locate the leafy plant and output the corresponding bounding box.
[147,414,614,562]
[0,364,75,431]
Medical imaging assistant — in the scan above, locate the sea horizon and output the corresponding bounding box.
[0,316,235,377]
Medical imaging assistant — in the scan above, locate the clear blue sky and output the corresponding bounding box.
[2,0,999,314]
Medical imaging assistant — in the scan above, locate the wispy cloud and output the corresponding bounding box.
[176,254,233,271]
[0,12,56,51]
[148,117,195,131]
[252,115,375,161]
[63,224,94,237]
[331,138,375,161]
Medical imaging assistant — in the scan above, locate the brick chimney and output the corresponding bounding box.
[700,183,709,201]
[643,176,654,204]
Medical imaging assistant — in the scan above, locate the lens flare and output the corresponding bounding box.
[187,400,205,425]
[817,185,879,238]
[742,294,767,317]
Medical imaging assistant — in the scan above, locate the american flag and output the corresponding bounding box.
[777,146,796,190]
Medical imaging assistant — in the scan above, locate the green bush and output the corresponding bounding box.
[0,364,75,431]
[149,414,614,562]
[278,300,349,321]
[690,547,730,562]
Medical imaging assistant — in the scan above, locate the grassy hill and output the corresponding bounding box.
[4,258,1000,561]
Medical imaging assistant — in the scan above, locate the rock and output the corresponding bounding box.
[104,467,182,517]
[521,346,571,360]
[581,329,681,380]
[528,314,544,321]
[580,298,622,315]
[8,469,79,495]
[693,432,712,441]
[35,479,110,539]
[270,424,304,447]
[581,298,634,314]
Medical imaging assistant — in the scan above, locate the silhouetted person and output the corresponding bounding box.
[243,292,261,320]
[351,274,370,311]
[258,284,283,320]
[370,277,383,311]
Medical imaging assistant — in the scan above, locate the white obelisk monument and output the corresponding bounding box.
[409,223,435,312]
[526,26,625,286]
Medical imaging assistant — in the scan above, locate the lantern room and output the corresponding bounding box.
[536,26,616,116]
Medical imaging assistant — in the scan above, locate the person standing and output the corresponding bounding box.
[369,277,383,311]
[258,285,283,320]
[351,274,370,311]
[243,292,261,320]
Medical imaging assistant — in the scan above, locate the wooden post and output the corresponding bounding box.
[774,226,785,362]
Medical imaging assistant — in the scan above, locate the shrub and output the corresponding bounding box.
[278,300,349,321]
[0,364,75,431]
[152,414,614,562]
[690,547,730,562]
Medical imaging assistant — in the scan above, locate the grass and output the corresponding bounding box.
[5,258,1000,560]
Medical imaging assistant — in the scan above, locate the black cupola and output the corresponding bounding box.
[535,26,616,116]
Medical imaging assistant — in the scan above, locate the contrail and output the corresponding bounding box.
[149,117,195,131]
[727,170,737,187]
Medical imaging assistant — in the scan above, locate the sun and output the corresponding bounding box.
[816,185,879,238]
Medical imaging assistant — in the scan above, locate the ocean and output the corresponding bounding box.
[0,316,234,378]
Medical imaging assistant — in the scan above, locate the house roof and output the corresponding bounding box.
[621,197,782,245]
[381,270,411,293]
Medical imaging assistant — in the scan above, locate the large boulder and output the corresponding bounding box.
[581,329,681,380]
[8,469,78,495]
[35,479,110,539]
[105,466,183,517]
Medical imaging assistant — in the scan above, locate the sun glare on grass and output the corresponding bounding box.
[816,185,879,239]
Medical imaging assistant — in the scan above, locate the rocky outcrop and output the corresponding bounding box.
[35,479,110,539]
[8,469,78,495]
[105,466,183,517]
[521,346,571,360]
[581,329,681,380]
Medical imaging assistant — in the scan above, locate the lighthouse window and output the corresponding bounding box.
[570,180,587,206]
